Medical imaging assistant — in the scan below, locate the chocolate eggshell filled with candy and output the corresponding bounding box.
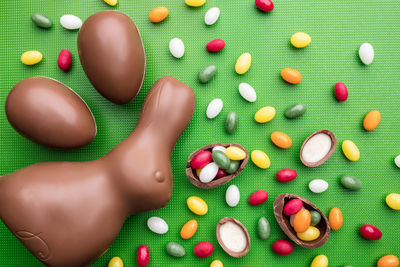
[0,76,196,267]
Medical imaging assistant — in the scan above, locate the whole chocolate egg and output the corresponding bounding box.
[77,11,146,104]
[5,76,97,149]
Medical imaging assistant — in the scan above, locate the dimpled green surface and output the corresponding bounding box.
[0,0,399,266]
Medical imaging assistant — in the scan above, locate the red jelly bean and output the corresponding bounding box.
[191,150,212,169]
[215,168,227,178]
[248,190,268,205]
[276,168,297,182]
[255,0,274,12]
[360,224,382,240]
[272,240,293,255]
[57,49,72,71]
[283,198,303,216]
[193,241,214,258]
[334,82,348,102]
[206,39,225,53]
[136,244,150,267]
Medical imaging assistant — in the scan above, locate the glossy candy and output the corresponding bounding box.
[334,82,348,101]
[235,53,251,74]
[147,216,168,234]
[276,168,297,182]
[180,219,198,239]
[187,196,208,215]
[283,199,303,216]
[386,193,400,210]
[359,43,374,65]
[251,150,271,168]
[191,150,212,169]
[186,0,206,7]
[199,65,217,83]
[212,151,231,170]
[255,0,274,12]
[377,255,399,267]
[290,32,311,48]
[281,68,302,84]
[204,8,220,25]
[166,242,186,257]
[329,207,343,230]
[104,0,118,6]
[21,50,42,65]
[297,226,320,241]
[311,255,328,267]
[272,240,293,255]
[210,260,224,267]
[206,98,223,119]
[309,179,329,193]
[342,140,360,161]
[238,82,257,102]
[226,160,240,174]
[60,14,82,30]
[293,209,311,233]
[31,13,52,28]
[199,162,219,183]
[58,49,72,71]
[255,106,276,123]
[395,155,400,168]
[341,175,362,191]
[194,241,214,258]
[360,224,382,240]
[169,38,185,58]
[363,110,381,131]
[285,104,306,119]
[108,257,123,267]
[258,217,271,240]
[136,245,150,267]
[216,168,227,178]
[226,185,240,207]
[225,146,246,160]
[271,131,293,149]
[206,39,225,52]
[225,112,238,134]
[149,7,169,23]
[213,146,226,153]
[249,190,268,205]
[310,211,322,226]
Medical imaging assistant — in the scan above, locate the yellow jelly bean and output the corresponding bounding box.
[196,168,202,177]
[21,50,42,65]
[108,256,123,267]
[342,140,360,161]
[310,255,328,267]
[225,146,246,160]
[235,52,251,74]
[363,110,381,131]
[297,226,320,241]
[187,196,208,215]
[180,219,198,239]
[251,150,270,169]
[255,106,276,123]
[185,0,206,7]
[386,193,400,210]
[210,260,224,267]
[104,0,118,6]
[291,32,311,48]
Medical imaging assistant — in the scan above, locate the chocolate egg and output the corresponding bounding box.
[5,76,97,149]
[78,11,146,104]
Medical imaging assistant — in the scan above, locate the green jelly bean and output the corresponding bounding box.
[225,111,238,134]
[212,150,231,170]
[198,65,217,83]
[340,175,362,191]
[257,217,270,240]
[226,160,240,174]
[310,210,321,226]
[166,242,185,258]
[31,13,52,28]
[285,104,306,119]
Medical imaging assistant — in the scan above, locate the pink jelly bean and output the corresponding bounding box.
[191,150,212,169]
[360,224,382,240]
[283,199,303,216]
[248,190,268,205]
[215,168,227,178]
[272,240,293,255]
[57,49,72,71]
[276,168,297,182]
[334,82,348,102]
[136,244,150,267]
[193,241,214,258]
[206,39,225,53]
[255,0,274,12]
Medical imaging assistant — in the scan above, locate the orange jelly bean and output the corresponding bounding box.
[271,131,292,149]
[377,255,399,267]
[329,207,343,231]
[281,68,302,84]
[149,7,169,23]
[363,110,381,131]
[180,219,198,239]
[293,209,311,233]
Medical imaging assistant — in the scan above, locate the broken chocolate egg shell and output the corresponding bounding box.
[216,217,250,258]
[186,143,248,189]
[273,193,330,249]
[300,129,337,167]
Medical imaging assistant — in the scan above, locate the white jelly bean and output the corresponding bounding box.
[204,7,220,25]
[199,162,219,183]
[212,146,226,153]
[290,206,304,226]
[60,14,82,30]
[147,216,168,234]
[238,82,257,102]
[309,179,329,193]
[226,185,240,207]
[206,98,223,119]
[169,38,185,58]
[359,43,374,65]
[395,155,400,168]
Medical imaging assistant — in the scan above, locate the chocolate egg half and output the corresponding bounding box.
[78,11,146,104]
[5,76,97,149]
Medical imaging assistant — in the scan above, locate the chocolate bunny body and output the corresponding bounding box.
[0,76,196,266]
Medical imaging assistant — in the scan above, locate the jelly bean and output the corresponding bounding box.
[285,104,306,119]
[104,0,118,6]
[196,168,202,177]
[180,219,198,239]
[212,145,226,153]
[271,131,292,149]
[293,209,311,233]
[149,7,169,23]
[290,32,311,48]
[281,68,302,84]
[31,13,52,28]
[225,112,238,134]
[386,193,400,210]
[235,53,251,74]
[210,260,223,267]
[377,255,399,267]
[206,98,223,119]
[329,207,343,230]
[212,150,230,170]
[199,65,217,83]
[340,175,362,191]
[255,106,276,123]
[248,190,268,205]
[290,207,304,227]
[225,146,246,160]
[276,168,297,183]
[204,7,220,25]
[185,0,206,7]
[310,255,328,267]
[199,162,219,183]
[136,245,150,267]
[187,196,208,215]
[334,82,348,102]
[272,240,293,255]
[309,179,328,193]
[57,49,72,71]
[60,14,82,30]
[108,256,123,267]
[226,184,240,207]
[191,150,212,169]
[363,110,381,131]
[21,51,42,65]
[147,216,168,234]
[251,150,271,169]
[216,168,227,178]
[258,217,271,240]
[310,210,321,226]
[166,242,186,257]
[238,82,257,102]
[226,160,240,174]
[342,140,360,161]
[360,224,382,240]
[194,241,214,258]
[283,199,303,216]
[297,226,320,241]
[206,39,225,52]
[359,43,374,65]
[395,155,400,168]
[169,38,185,58]
[255,0,274,12]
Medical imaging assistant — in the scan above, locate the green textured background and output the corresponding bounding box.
[0,0,399,266]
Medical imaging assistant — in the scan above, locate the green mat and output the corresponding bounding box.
[1,0,400,266]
